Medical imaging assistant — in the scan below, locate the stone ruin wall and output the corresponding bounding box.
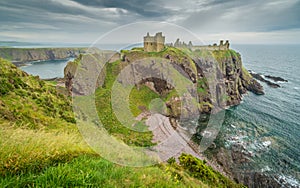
[169,39,230,51]
[144,32,165,52]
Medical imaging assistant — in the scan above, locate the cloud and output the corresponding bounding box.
[179,0,300,33]
[70,0,171,18]
[0,0,299,43]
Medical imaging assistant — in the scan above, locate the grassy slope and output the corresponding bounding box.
[95,61,158,147]
[0,57,244,187]
[0,58,75,129]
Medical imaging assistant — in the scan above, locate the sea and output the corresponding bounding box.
[19,58,74,79]
[10,43,300,186]
[224,44,300,187]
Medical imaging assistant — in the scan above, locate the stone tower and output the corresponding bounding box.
[144,32,165,52]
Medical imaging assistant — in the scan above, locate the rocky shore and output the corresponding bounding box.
[249,70,288,89]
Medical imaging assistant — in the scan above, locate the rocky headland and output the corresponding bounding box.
[65,47,264,113]
[0,47,95,66]
[64,46,266,185]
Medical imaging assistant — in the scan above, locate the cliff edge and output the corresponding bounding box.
[64,47,263,115]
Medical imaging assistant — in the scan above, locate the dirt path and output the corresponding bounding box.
[142,113,230,177]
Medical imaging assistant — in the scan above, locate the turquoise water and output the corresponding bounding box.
[20,58,74,79]
[19,45,300,185]
[224,44,300,185]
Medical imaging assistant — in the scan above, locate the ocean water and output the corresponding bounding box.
[18,44,300,185]
[223,44,300,186]
[20,58,74,79]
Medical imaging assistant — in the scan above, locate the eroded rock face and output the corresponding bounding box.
[193,50,264,111]
[64,51,118,96]
[64,47,263,114]
[64,47,267,186]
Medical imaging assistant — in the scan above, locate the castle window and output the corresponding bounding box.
[151,43,152,45]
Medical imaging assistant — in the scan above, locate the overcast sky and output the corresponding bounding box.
[0,0,299,44]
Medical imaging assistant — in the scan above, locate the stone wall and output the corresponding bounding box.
[144,32,165,52]
[192,40,230,51]
[169,39,230,51]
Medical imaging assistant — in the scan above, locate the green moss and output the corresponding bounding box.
[123,47,197,76]
[163,89,179,102]
[129,85,160,117]
[131,47,144,51]
[242,66,252,80]
[197,78,208,94]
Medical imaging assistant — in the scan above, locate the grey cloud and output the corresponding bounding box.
[180,0,300,33]
[70,0,172,18]
[0,0,299,43]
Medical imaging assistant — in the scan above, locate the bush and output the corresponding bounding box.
[179,153,244,188]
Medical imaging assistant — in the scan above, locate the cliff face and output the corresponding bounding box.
[64,47,263,116]
[63,47,263,187]
[193,49,263,112]
[0,47,90,65]
[64,51,119,95]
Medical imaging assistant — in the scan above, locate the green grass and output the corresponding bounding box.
[0,53,245,187]
[122,46,197,76]
[0,126,92,176]
[178,154,245,188]
[1,154,208,188]
[0,126,241,187]
[0,58,75,129]
[0,124,206,187]
[95,61,155,147]
[129,85,160,116]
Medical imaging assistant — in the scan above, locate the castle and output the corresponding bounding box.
[192,40,229,51]
[143,32,229,52]
[143,32,165,52]
[171,38,230,51]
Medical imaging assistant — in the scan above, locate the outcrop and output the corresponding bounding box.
[64,51,119,95]
[64,46,265,187]
[64,47,263,115]
[250,72,280,88]
[265,75,288,82]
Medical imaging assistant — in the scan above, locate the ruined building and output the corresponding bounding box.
[169,39,230,51]
[144,32,165,52]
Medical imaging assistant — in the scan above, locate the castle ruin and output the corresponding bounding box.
[170,38,230,51]
[144,32,165,52]
[143,32,230,52]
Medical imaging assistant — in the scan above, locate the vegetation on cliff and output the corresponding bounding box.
[0,58,243,187]
[94,60,156,147]
[0,58,75,128]
[63,46,263,145]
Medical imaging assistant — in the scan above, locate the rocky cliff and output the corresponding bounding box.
[64,47,263,114]
[63,47,265,187]
[0,47,91,65]
[193,49,264,112]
